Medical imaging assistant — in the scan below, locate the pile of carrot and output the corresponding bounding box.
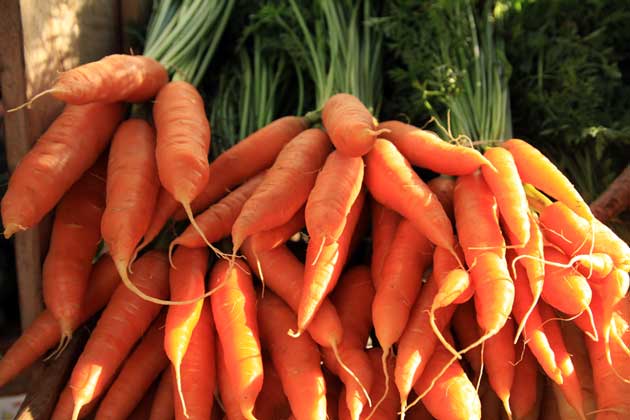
[0,52,629,420]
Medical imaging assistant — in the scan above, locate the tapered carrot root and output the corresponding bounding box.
[370,199,401,289]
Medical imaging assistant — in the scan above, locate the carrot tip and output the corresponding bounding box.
[3,223,26,239]
[6,88,59,113]
[287,328,302,338]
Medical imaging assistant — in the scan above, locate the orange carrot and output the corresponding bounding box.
[322,93,379,157]
[258,292,327,420]
[451,301,483,376]
[481,147,530,246]
[323,367,343,420]
[42,158,106,344]
[402,398,433,420]
[502,138,593,221]
[364,348,400,420]
[2,103,123,237]
[306,151,364,247]
[101,118,160,283]
[432,244,471,305]
[509,344,542,420]
[163,247,209,416]
[297,189,365,334]
[379,120,492,175]
[137,188,179,254]
[370,199,401,289]
[427,176,456,223]
[173,299,216,420]
[127,382,158,420]
[65,251,169,420]
[253,359,292,420]
[51,386,97,420]
[483,318,516,418]
[248,205,305,254]
[95,314,169,420]
[559,322,597,418]
[170,173,265,250]
[231,128,332,252]
[25,54,167,105]
[0,254,120,388]
[149,369,174,420]
[216,342,247,420]
[210,260,263,420]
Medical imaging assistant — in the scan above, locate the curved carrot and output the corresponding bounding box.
[231,128,332,252]
[164,247,209,416]
[95,314,169,420]
[2,102,123,237]
[258,292,327,420]
[101,118,160,285]
[427,176,456,223]
[249,205,305,254]
[43,158,106,343]
[67,251,169,420]
[365,138,456,255]
[322,93,379,157]
[370,199,401,289]
[149,369,174,420]
[306,151,364,246]
[502,138,593,221]
[23,54,167,105]
[173,299,216,420]
[210,260,263,420]
[379,120,492,175]
[0,254,119,388]
[481,147,530,246]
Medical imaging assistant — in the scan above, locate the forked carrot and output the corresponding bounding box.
[149,369,174,420]
[2,102,123,237]
[370,199,401,289]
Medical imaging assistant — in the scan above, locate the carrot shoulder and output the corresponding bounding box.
[322,93,378,157]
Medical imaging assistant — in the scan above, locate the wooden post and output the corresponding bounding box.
[0,0,120,330]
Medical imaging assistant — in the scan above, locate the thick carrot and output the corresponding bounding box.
[149,369,174,420]
[539,201,630,271]
[395,275,457,411]
[323,266,375,420]
[173,299,216,420]
[483,318,516,418]
[231,128,332,252]
[365,138,456,255]
[322,93,379,157]
[454,170,505,266]
[2,102,123,237]
[95,314,169,420]
[378,120,492,175]
[258,292,327,420]
[427,176,456,223]
[210,260,263,420]
[216,342,247,420]
[28,54,167,105]
[414,333,482,420]
[65,251,169,420]
[502,138,593,220]
[509,344,542,420]
[364,348,399,420]
[248,205,305,254]
[297,189,365,334]
[253,359,292,420]
[163,247,209,416]
[370,199,401,289]
[0,254,119,388]
[189,115,308,215]
[306,151,364,246]
[481,147,530,246]
[101,118,159,278]
[43,158,106,343]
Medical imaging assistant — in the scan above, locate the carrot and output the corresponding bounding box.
[575,253,614,279]
[210,260,263,420]
[322,266,375,420]
[483,318,516,418]
[101,118,160,283]
[378,120,493,175]
[149,369,175,420]
[427,176,456,223]
[454,170,505,266]
[2,102,123,237]
[42,158,106,346]
[306,151,364,248]
[127,382,158,420]
[95,314,169,420]
[231,128,332,252]
[432,244,472,305]
[258,292,327,420]
[163,247,209,416]
[508,251,563,384]
[248,205,305,254]
[0,254,120,388]
[479,386,503,420]
[322,93,380,157]
[324,367,343,420]
[395,274,457,413]
[502,138,593,221]
[253,359,292,420]
[216,342,247,420]
[537,302,586,419]
[135,188,179,256]
[509,343,541,420]
[402,398,433,420]
[65,251,169,420]
[481,147,530,246]
[539,201,630,271]
[559,322,597,418]
[365,138,456,256]
[51,386,98,420]
[451,301,483,377]
[18,54,167,106]
[364,348,399,420]
[413,332,482,420]
[189,115,309,215]
[173,299,216,420]
[370,199,401,289]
